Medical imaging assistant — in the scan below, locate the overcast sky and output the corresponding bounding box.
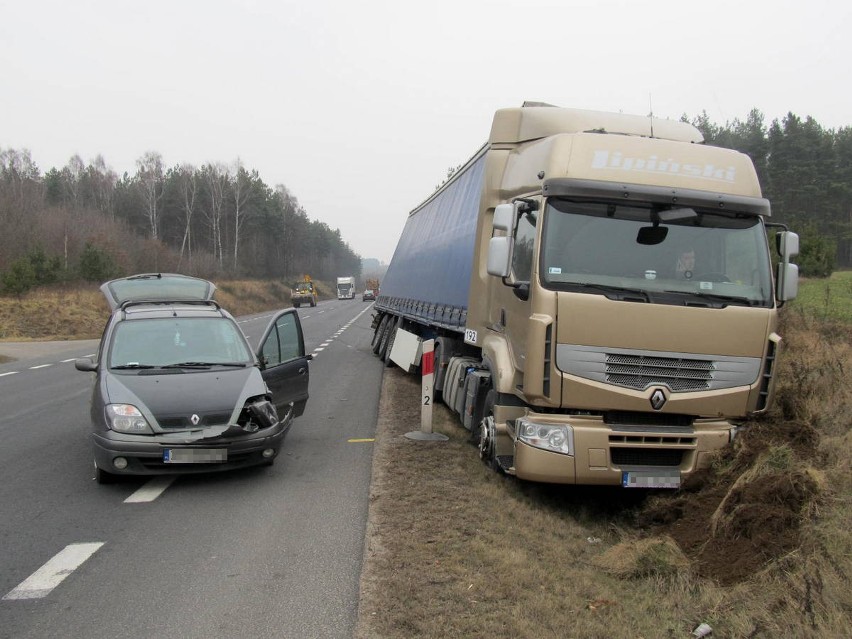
[2,0,850,263]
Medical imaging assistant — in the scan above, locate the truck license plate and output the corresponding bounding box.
[163,448,227,463]
[622,470,680,489]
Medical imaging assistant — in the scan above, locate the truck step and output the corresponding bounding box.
[495,455,514,473]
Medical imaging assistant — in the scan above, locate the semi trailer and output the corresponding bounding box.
[371,103,799,487]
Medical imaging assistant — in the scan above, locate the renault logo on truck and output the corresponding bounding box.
[650,389,667,411]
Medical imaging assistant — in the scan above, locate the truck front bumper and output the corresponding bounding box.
[512,418,732,485]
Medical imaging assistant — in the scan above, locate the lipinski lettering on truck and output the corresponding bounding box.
[591,150,737,183]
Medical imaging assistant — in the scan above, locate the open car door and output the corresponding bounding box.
[257,309,311,418]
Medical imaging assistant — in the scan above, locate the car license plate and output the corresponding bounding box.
[622,470,680,489]
[163,448,227,463]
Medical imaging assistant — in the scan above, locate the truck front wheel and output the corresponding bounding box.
[478,390,501,472]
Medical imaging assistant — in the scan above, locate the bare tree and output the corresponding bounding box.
[202,163,228,268]
[231,158,255,270]
[176,164,198,270]
[88,155,117,218]
[136,151,165,241]
[62,155,85,209]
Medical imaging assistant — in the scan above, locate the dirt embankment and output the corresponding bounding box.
[636,420,822,585]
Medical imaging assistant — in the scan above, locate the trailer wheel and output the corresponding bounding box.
[478,390,501,472]
[383,318,399,367]
[372,315,390,355]
[377,316,395,359]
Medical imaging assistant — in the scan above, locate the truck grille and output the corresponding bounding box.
[557,344,760,393]
[606,354,713,391]
[610,447,684,467]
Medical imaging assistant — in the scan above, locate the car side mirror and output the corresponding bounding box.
[75,358,98,372]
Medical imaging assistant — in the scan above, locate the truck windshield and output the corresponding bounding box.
[540,200,774,307]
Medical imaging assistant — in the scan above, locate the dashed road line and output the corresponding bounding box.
[309,304,373,358]
[29,364,51,370]
[347,438,375,443]
[0,371,18,377]
[124,476,176,503]
[2,542,104,601]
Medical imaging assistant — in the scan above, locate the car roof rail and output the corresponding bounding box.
[119,298,222,312]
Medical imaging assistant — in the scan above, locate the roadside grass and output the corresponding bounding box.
[357,302,852,637]
[790,270,852,323]
[0,277,337,342]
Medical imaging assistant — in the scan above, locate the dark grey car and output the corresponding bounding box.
[76,273,311,483]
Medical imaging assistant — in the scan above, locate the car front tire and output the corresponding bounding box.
[94,460,118,484]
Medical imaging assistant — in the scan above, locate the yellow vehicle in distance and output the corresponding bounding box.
[291,276,317,308]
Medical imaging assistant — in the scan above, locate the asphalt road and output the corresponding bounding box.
[0,298,383,639]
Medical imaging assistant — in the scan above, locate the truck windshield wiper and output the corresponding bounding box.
[663,291,757,307]
[573,283,650,302]
[160,361,247,368]
[111,363,155,369]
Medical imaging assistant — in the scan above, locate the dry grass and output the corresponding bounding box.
[0,284,109,340]
[0,277,337,341]
[356,307,852,638]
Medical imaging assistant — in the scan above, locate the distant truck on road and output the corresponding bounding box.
[371,103,799,488]
[336,276,356,300]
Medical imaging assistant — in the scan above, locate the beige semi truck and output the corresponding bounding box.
[372,103,799,488]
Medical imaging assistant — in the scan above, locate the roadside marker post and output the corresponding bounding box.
[404,339,448,442]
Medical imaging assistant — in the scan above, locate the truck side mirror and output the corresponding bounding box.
[487,236,512,277]
[493,204,514,232]
[777,231,800,259]
[775,231,799,302]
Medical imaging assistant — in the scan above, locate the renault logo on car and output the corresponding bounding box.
[190,414,200,426]
[650,389,667,411]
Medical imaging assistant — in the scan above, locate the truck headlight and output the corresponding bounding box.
[516,418,574,456]
[106,404,154,434]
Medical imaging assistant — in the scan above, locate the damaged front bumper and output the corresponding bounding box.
[92,410,293,476]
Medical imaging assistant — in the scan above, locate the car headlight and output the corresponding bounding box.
[516,418,574,455]
[105,404,154,434]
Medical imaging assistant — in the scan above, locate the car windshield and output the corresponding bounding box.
[539,199,774,307]
[109,317,252,368]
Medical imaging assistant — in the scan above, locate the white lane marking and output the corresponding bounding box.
[314,347,325,352]
[2,542,104,600]
[124,476,176,503]
[0,371,18,377]
[60,358,78,363]
[29,364,51,370]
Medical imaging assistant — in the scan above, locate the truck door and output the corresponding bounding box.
[257,309,311,417]
[503,205,538,376]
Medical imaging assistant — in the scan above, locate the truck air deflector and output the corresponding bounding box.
[556,344,761,392]
[542,178,771,217]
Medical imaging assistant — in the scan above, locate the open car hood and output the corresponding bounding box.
[100,273,216,311]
